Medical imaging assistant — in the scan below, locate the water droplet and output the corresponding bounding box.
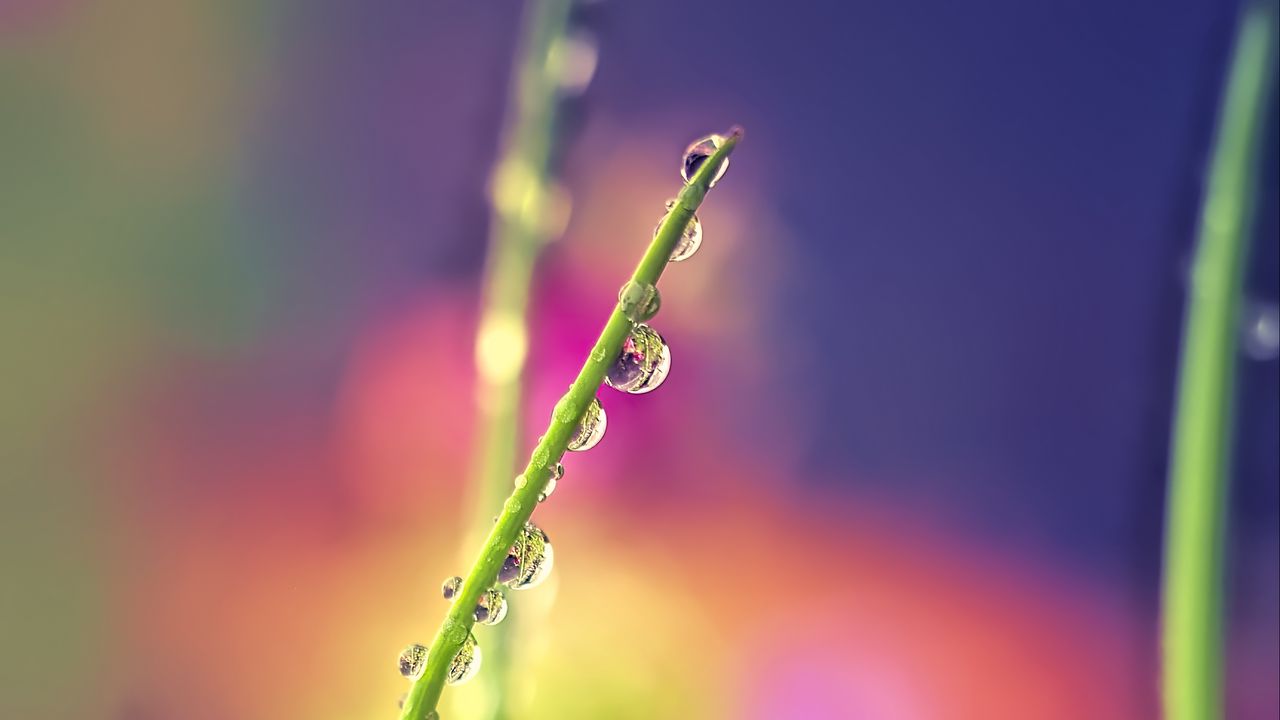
[1242,302,1279,361]
[591,344,608,363]
[656,199,703,262]
[566,397,606,451]
[474,588,508,625]
[605,324,671,394]
[441,576,462,600]
[501,521,556,590]
[618,281,661,323]
[514,473,528,490]
[681,133,729,187]
[446,634,482,685]
[553,393,577,424]
[504,496,523,515]
[538,463,564,503]
[532,444,550,470]
[398,643,428,680]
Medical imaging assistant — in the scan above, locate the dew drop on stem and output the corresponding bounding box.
[398,643,428,680]
[656,199,703,262]
[618,280,661,323]
[539,463,565,502]
[681,133,729,187]
[446,634,482,685]
[441,576,462,600]
[500,521,556,590]
[566,396,606,451]
[473,588,508,625]
[605,323,671,394]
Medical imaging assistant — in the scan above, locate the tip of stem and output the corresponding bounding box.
[727,125,745,141]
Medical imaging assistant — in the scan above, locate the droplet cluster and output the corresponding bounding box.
[397,132,733,704]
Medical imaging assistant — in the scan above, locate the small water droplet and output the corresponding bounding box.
[618,281,661,323]
[1242,302,1279,361]
[538,464,563,502]
[566,397,606,451]
[504,496,523,515]
[532,444,550,470]
[441,576,462,600]
[446,634,482,685]
[553,393,577,424]
[514,474,528,490]
[398,643,428,680]
[681,134,729,187]
[474,588,508,625]
[591,344,608,363]
[656,199,703,262]
[605,324,672,394]
[502,522,555,590]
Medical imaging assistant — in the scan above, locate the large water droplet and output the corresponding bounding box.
[441,576,462,600]
[618,281,661,323]
[501,521,556,590]
[604,324,671,394]
[538,463,565,503]
[474,588,508,625]
[566,397,606,451]
[398,643,428,680]
[446,634,482,685]
[681,133,729,187]
[656,199,703,262]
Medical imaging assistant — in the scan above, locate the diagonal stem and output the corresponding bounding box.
[399,127,743,720]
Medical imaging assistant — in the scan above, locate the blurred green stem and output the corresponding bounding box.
[464,0,574,718]
[399,128,742,720]
[1161,4,1276,720]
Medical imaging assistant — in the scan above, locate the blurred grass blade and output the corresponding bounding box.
[1161,4,1277,720]
[463,1,577,718]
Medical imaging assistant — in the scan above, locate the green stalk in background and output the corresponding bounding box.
[1161,4,1277,720]
[399,128,743,720]
[464,1,578,717]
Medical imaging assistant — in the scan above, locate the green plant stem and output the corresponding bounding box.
[1161,4,1276,720]
[465,1,574,717]
[399,127,742,720]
